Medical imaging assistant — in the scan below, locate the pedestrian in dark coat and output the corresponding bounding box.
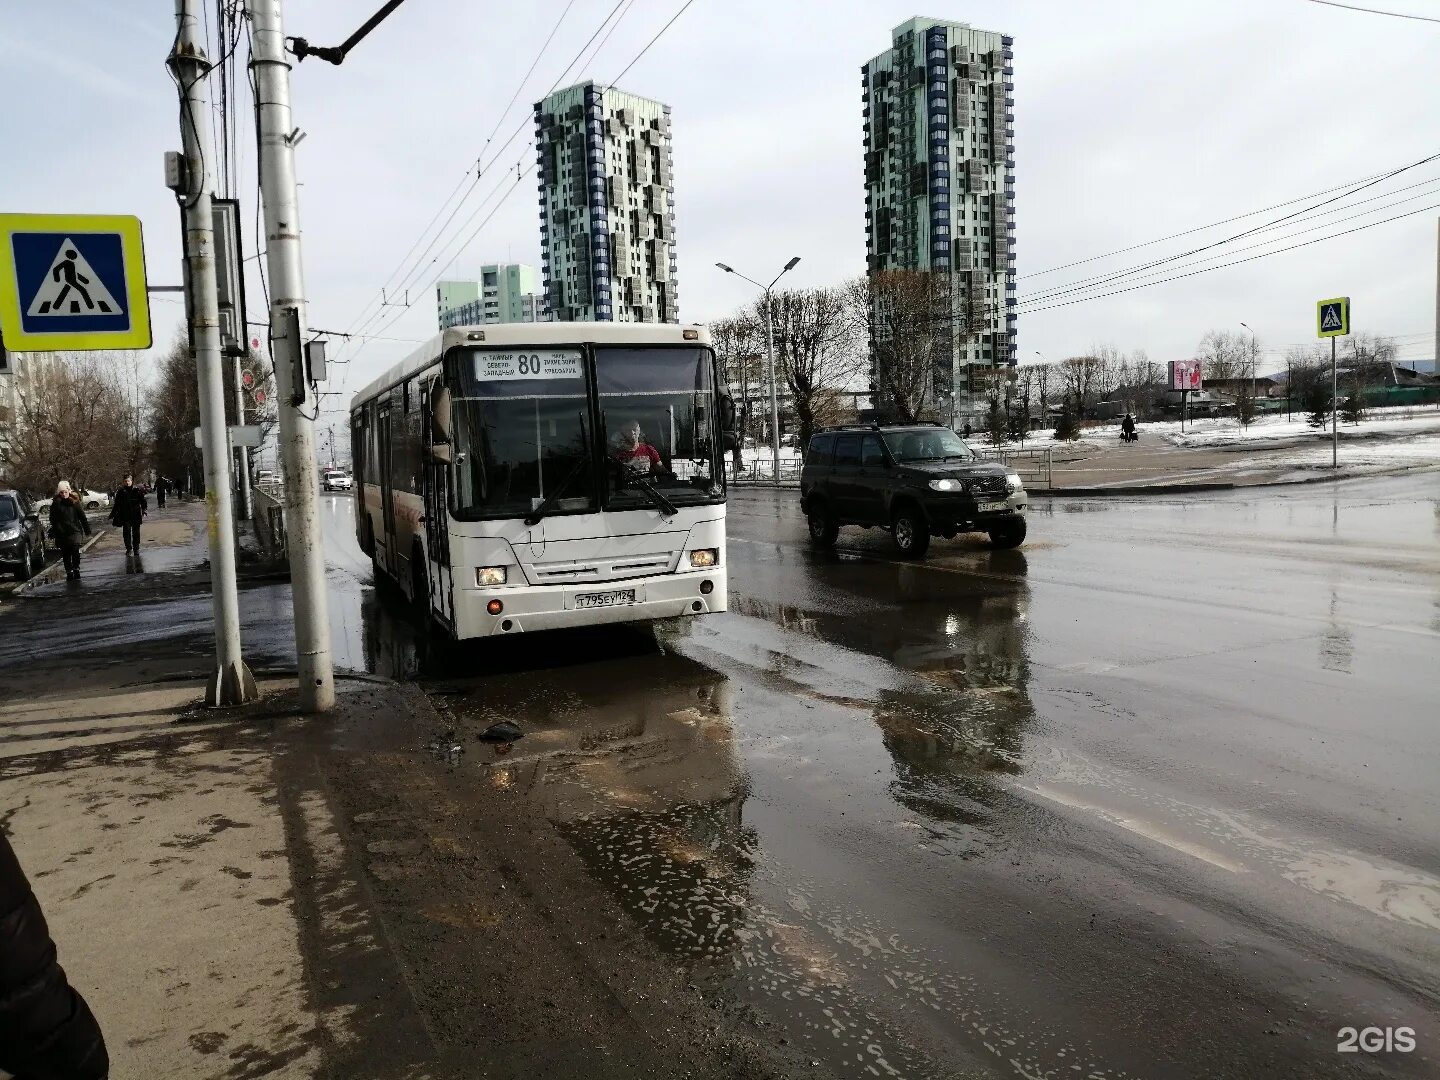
[0,830,109,1079]
[47,483,92,581]
[109,475,146,555]
[154,477,167,510]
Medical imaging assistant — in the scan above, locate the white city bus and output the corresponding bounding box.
[349,323,731,640]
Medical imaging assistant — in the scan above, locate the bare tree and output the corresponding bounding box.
[1060,355,1099,414]
[765,286,862,450]
[709,315,766,446]
[1196,330,1250,381]
[2,352,139,495]
[845,270,955,423]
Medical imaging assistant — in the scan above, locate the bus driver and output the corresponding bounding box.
[614,420,662,478]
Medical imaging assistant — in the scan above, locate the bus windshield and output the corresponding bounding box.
[450,348,595,520]
[448,344,722,520]
[597,345,721,510]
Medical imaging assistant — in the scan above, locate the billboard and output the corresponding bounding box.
[1169,359,1202,392]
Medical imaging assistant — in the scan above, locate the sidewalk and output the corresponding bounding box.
[0,500,807,1079]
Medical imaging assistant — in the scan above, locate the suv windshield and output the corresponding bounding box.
[598,346,722,510]
[882,428,975,463]
[451,348,595,520]
[0,497,17,524]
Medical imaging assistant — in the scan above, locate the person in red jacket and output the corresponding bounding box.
[0,831,108,1078]
[613,421,661,478]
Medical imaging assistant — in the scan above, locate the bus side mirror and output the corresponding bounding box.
[427,384,452,461]
[718,393,739,452]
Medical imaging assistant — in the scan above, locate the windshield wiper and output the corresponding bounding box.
[630,475,677,518]
[524,457,589,527]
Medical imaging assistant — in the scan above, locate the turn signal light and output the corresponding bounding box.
[487,599,504,616]
[689,548,718,568]
[476,566,508,586]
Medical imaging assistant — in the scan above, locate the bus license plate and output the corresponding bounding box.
[575,589,636,609]
[979,500,1008,513]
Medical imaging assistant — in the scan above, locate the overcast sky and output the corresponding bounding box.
[5,0,1438,424]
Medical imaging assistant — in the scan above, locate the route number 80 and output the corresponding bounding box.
[517,353,543,376]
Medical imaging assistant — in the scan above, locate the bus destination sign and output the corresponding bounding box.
[475,350,582,381]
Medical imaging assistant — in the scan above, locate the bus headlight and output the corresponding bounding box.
[476,566,508,586]
[689,548,718,568]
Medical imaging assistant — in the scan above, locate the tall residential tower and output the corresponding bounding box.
[863,17,1016,422]
[535,81,678,323]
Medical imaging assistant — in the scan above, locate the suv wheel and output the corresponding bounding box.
[15,543,33,581]
[988,518,1027,549]
[807,502,838,548]
[892,505,930,559]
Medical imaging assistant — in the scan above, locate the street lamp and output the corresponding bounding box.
[715,256,801,484]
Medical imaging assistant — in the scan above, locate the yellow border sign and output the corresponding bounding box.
[1316,296,1350,339]
[0,213,152,351]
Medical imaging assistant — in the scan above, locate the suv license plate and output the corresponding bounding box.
[979,500,1008,513]
[575,589,636,610]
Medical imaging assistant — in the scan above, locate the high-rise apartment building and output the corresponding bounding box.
[534,81,678,323]
[862,17,1016,421]
[436,264,544,329]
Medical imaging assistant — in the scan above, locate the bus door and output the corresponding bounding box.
[377,395,397,575]
[422,377,455,627]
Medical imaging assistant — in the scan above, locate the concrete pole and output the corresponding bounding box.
[247,0,335,713]
[1435,217,1439,383]
[168,0,257,707]
[763,291,780,485]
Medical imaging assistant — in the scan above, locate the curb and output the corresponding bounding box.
[11,527,109,596]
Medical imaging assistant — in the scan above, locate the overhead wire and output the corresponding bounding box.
[1017,148,1440,306]
[1301,0,1440,23]
[1017,172,1440,307]
[1018,199,1440,316]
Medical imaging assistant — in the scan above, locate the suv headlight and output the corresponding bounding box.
[0,524,19,542]
[689,548,718,568]
[476,566,508,586]
[1006,472,1024,493]
[928,478,961,492]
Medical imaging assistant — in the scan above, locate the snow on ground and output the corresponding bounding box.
[1070,405,1440,453]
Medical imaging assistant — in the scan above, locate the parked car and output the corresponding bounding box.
[0,489,49,580]
[321,469,353,492]
[255,470,277,486]
[33,488,110,514]
[799,424,1028,558]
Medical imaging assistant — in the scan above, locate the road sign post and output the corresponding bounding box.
[169,0,258,708]
[1317,297,1351,470]
[0,213,153,351]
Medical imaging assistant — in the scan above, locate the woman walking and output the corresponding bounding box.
[47,481,92,581]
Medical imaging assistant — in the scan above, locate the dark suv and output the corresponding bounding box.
[799,425,1027,558]
[0,489,48,580]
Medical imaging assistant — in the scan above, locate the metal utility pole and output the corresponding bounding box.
[1239,321,1256,399]
[716,257,800,484]
[233,354,252,519]
[247,0,335,713]
[168,0,257,707]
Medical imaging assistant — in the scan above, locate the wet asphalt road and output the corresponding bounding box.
[306,477,1440,1079]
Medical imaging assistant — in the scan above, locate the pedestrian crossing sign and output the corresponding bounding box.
[0,213,152,351]
[1316,296,1350,339]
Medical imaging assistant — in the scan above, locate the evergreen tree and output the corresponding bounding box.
[1304,382,1331,429]
[1341,387,1365,425]
[1053,397,1080,442]
[986,398,1009,446]
[1234,384,1257,428]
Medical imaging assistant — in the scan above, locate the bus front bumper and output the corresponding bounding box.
[456,569,728,639]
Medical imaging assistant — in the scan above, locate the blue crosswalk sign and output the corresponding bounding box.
[0,214,151,351]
